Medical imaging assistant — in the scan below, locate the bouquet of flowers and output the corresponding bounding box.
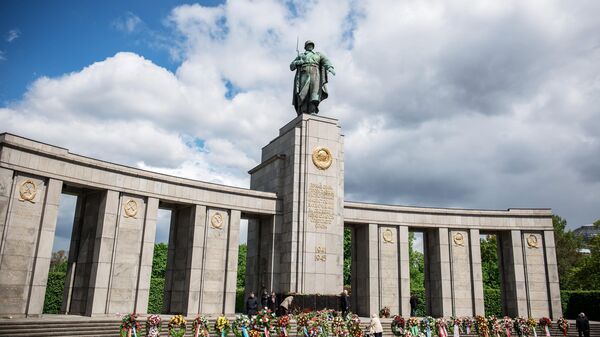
[380,307,391,318]
[255,308,275,335]
[526,318,537,337]
[146,315,162,337]
[169,315,187,337]
[233,315,251,337]
[407,317,421,337]
[488,316,500,337]
[347,314,363,337]
[192,316,210,337]
[421,316,435,337]
[435,318,448,337]
[475,316,489,337]
[462,317,474,335]
[333,316,350,337]
[501,317,513,337]
[391,315,406,337]
[513,317,528,337]
[120,313,142,337]
[277,315,290,337]
[538,318,551,337]
[250,329,263,337]
[449,317,462,337]
[215,316,231,337]
[556,317,568,337]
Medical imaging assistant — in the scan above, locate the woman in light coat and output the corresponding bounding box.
[369,314,383,337]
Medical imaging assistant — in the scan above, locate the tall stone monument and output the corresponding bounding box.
[248,113,344,300]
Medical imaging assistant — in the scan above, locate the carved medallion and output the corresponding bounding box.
[526,234,539,248]
[312,146,333,170]
[211,212,224,229]
[315,246,326,261]
[124,199,138,218]
[19,179,37,202]
[382,229,394,244]
[453,232,465,247]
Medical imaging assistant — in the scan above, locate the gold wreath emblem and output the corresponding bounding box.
[312,146,333,170]
[19,179,37,202]
[124,199,138,218]
[382,229,394,244]
[211,212,224,229]
[526,234,539,248]
[453,232,465,246]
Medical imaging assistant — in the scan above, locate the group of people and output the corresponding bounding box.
[245,287,294,317]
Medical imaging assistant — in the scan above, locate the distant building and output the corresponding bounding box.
[573,224,599,243]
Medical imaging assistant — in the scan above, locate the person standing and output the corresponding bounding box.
[340,289,350,317]
[268,291,278,314]
[369,313,383,337]
[279,296,294,316]
[576,312,590,337]
[261,287,269,309]
[409,293,419,316]
[246,292,258,316]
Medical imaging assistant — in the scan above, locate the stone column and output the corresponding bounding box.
[469,229,485,316]
[500,230,528,317]
[522,232,550,317]
[398,225,411,317]
[0,173,62,317]
[134,197,158,313]
[426,227,452,317]
[223,210,241,314]
[448,229,474,316]
[86,190,120,315]
[542,230,562,319]
[0,168,13,254]
[353,223,379,316]
[378,226,399,314]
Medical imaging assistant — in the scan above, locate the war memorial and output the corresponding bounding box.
[0,40,564,333]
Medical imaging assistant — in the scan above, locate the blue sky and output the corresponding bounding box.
[0,0,223,103]
[2,1,600,253]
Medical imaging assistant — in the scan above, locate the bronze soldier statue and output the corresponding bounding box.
[290,40,335,115]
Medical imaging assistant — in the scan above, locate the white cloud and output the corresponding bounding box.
[5,29,20,42]
[2,0,600,231]
[112,12,143,34]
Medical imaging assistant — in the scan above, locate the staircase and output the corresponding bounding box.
[0,317,597,337]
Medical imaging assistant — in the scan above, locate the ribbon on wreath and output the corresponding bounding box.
[544,326,550,337]
[439,326,448,337]
[466,326,470,335]
[411,326,419,336]
[281,327,288,337]
[426,325,431,337]
[133,326,138,337]
[533,328,538,337]
[505,328,511,337]
[304,327,309,337]
[242,327,249,337]
[264,327,270,337]
[453,324,459,337]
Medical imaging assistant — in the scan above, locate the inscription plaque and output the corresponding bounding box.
[307,183,335,229]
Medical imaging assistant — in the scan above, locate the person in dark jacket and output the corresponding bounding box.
[246,292,258,316]
[340,289,350,317]
[260,287,269,309]
[268,291,278,314]
[576,312,590,337]
[409,293,419,316]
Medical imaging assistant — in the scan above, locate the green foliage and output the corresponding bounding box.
[409,232,424,291]
[561,290,600,320]
[238,244,247,288]
[410,288,426,316]
[43,272,66,314]
[152,243,168,278]
[50,250,68,273]
[236,287,245,313]
[483,288,502,316]
[480,235,501,289]
[552,215,585,289]
[344,228,352,286]
[147,277,165,314]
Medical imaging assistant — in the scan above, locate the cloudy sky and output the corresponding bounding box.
[1,1,599,251]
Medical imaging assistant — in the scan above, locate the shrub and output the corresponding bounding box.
[561,290,600,320]
[43,272,66,314]
[148,277,165,314]
[484,288,502,316]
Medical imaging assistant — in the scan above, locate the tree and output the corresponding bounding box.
[50,250,68,273]
[151,243,168,278]
[552,215,584,289]
[480,235,500,289]
[237,244,247,288]
[409,232,424,290]
[344,228,352,286]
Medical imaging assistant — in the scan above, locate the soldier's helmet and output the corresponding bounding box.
[304,40,315,49]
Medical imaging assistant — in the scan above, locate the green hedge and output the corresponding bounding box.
[484,288,502,316]
[43,272,66,314]
[148,277,165,314]
[561,290,600,320]
[411,288,426,316]
[236,287,245,313]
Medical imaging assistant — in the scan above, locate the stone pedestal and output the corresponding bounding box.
[249,114,344,296]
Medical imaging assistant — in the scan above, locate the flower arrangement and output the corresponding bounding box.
[501,317,513,337]
[421,316,435,336]
[169,315,187,337]
[346,314,363,337]
[277,315,291,337]
[249,329,263,337]
[475,316,489,337]
[146,314,162,337]
[215,316,231,337]
[556,317,568,337]
[435,317,448,337]
[462,317,474,335]
[449,317,462,337]
[538,317,551,337]
[120,313,142,337]
[488,316,500,337]
[255,309,275,331]
[380,306,391,318]
[513,317,528,337]
[192,316,210,337]
[333,316,350,337]
[526,317,537,337]
[407,317,420,337]
[391,315,406,337]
